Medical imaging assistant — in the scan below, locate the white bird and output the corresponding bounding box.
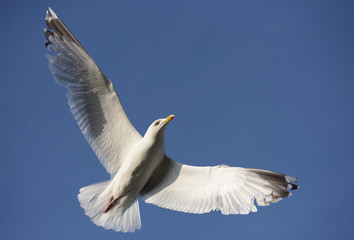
[44,7,298,232]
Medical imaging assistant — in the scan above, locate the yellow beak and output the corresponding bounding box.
[164,114,175,124]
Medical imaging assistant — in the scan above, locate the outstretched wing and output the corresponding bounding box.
[141,156,298,215]
[44,8,142,175]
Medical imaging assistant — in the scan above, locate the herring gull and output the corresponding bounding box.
[44,7,298,232]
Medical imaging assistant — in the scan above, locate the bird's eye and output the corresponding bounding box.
[154,121,160,126]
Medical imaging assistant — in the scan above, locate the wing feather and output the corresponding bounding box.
[45,8,142,174]
[141,156,298,215]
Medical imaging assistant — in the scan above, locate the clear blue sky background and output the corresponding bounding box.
[1,0,354,239]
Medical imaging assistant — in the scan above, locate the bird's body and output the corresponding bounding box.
[103,117,172,213]
[104,140,159,212]
[44,7,298,233]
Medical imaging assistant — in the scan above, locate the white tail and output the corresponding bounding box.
[77,181,141,232]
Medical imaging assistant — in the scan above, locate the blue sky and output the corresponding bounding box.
[1,0,354,239]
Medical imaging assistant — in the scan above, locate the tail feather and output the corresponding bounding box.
[78,181,141,232]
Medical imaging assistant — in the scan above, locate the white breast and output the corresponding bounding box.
[110,138,165,203]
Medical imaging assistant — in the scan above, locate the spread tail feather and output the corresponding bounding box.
[77,181,141,232]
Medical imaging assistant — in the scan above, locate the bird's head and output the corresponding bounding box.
[144,114,175,140]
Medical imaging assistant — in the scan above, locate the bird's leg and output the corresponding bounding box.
[103,196,118,213]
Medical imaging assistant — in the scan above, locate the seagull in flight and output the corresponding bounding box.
[44,7,298,232]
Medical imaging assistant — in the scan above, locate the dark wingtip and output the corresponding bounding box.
[43,7,87,53]
[44,28,53,40]
[289,183,298,190]
[44,28,53,48]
